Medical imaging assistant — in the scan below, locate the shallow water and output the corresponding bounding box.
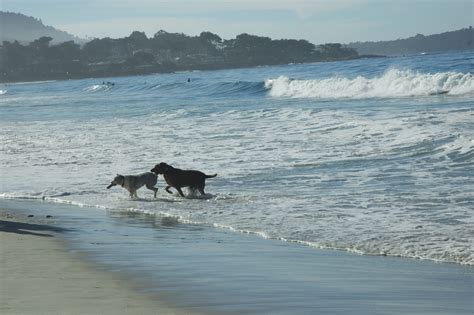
[2,199,473,315]
[1,51,473,266]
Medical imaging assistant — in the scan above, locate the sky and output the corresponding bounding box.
[2,0,473,44]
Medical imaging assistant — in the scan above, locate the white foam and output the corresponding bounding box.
[0,90,7,95]
[84,84,111,92]
[213,222,271,239]
[265,69,474,99]
[0,192,45,200]
[2,55,473,266]
[441,135,474,155]
[0,192,108,209]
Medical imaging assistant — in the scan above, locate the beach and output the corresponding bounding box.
[0,201,472,315]
[0,209,200,315]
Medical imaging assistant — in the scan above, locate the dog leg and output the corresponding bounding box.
[165,186,173,194]
[176,187,185,197]
[198,186,205,195]
[146,184,158,198]
[198,182,206,195]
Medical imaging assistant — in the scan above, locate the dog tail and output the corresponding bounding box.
[205,173,217,179]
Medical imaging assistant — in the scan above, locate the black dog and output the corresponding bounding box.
[151,162,217,197]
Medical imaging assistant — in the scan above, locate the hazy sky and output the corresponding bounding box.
[2,0,473,44]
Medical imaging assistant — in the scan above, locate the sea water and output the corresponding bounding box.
[1,51,473,267]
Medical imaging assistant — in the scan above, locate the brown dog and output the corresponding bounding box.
[150,162,217,197]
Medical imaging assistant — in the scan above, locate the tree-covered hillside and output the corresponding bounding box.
[348,27,473,56]
[0,11,82,44]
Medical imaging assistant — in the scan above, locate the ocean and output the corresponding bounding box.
[1,51,473,313]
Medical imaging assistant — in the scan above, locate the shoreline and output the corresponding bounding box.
[1,200,472,315]
[0,209,201,315]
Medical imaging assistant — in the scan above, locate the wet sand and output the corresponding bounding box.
[0,210,200,315]
[1,202,473,315]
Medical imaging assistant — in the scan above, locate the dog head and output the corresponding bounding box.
[150,162,171,174]
[107,174,125,189]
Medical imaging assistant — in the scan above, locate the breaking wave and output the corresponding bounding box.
[265,69,474,99]
[83,84,113,93]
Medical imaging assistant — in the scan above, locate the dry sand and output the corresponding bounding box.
[0,211,199,315]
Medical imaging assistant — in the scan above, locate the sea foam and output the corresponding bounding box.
[1,52,473,266]
[265,69,474,99]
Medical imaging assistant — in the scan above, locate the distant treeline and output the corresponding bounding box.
[349,27,473,56]
[0,31,361,83]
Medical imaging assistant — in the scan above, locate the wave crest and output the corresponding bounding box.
[265,69,474,99]
[83,84,113,93]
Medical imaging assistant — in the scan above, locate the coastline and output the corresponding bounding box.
[0,54,384,85]
[0,209,200,315]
